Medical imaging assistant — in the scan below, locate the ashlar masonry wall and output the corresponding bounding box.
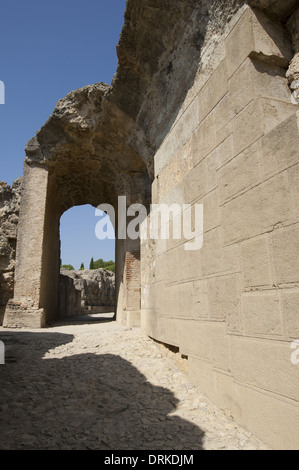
[141,6,299,450]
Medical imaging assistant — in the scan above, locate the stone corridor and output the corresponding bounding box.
[0,316,269,450]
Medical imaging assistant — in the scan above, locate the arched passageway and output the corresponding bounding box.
[3,83,151,328]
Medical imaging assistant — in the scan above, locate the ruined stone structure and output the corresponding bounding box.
[59,268,115,318]
[0,178,21,324]
[2,0,299,449]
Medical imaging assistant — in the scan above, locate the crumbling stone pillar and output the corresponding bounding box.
[3,163,60,328]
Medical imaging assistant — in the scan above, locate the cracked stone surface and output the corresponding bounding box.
[0,178,22,324]
[0,317,269,450]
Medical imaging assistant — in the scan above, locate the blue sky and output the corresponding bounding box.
[0,0,127,268]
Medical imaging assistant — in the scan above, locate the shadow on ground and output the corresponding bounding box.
[0,329,204,450]
[50,312,115,327]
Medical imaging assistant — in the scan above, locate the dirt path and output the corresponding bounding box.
[0,315,269,450]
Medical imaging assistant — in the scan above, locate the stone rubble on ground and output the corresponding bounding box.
[0,317,270,450]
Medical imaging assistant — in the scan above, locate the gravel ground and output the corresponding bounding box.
[0,315,270,450]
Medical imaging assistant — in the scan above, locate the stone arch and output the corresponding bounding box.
[3,83,152,328]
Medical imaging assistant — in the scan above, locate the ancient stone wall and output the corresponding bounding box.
[141,4,299,450]
[59,268,115,318]
[0,179,21,324]
[2,0,299,450]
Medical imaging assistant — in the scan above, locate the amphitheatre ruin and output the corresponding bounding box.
[0,0,299,450]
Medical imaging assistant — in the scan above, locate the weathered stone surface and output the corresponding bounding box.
[0,178,22,324]
[244,0,298,20]
[3,0,299,451]
[286,9,299,84]
[59,268,115,318]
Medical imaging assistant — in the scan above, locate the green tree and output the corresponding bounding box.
[93,258,104,269]
[89,257,95,270]
[104,263,115,273]
[79,263,85,271]
[61,264,75,271]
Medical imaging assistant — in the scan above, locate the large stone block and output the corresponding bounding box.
[141,283,156,311]
[154,280,168,316]
[281,289,299,339]
[289,163,299,220]
[225,8,256,78]
[222,172,292,245]
[228,58,291,118]
[221,243,241,274]
[183,160,206,205]
[204,149,219,193]
[261,99,297,135]
[178,282,196,319]
[165,246,180,285]
[178,319,211,360]
[271,224,299,285]
[260,112,299,179]
[233,99,264,156]
[178,241,203,282]
[3,301,45,328]
[197,60,229,126]
[188,351,299,450]
[178,279,212,321]
[241,234,273,288]
[242,291,283,337]
[225,8,293,79]
[218,141,262,205]
[154,134,178,179]
[141,309,180,347]
[192,112,216,167]
[207,274,242,333]
[201,227,222,277]
[232,382,299,450]
[126,310,141,328]
[174,95,200,148]
[193,279,210,320]
[188,356,215,401]
[231,336,299,402]
[202,189,220,233]
[213,370,236,412]
[208,135,235,180]
[210,322,230,372]
[213,96,235,148]
[154,252,166,283]
[166,284,180,318]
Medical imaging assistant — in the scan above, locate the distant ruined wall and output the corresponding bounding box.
[0,179,21,324]
[59,268,115,318]
[141,3,299,450]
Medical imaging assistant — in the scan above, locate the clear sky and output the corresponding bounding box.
[0,0,127,269]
